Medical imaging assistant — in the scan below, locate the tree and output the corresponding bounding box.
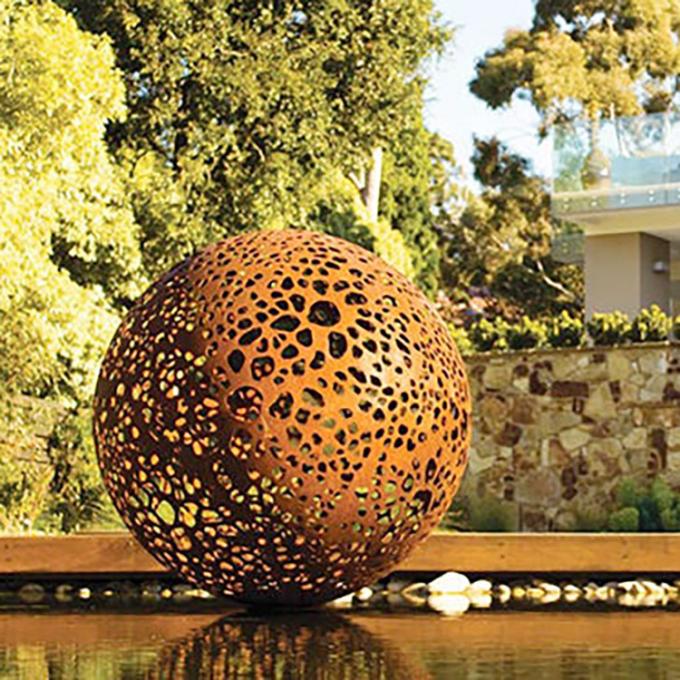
[438,138,583,318]
[0,0,141,400]
[0,0,137,531]
[378,111,443,296]
[65,0,450,283]
[471,0,680,131]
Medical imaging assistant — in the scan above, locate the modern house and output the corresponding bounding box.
[551,112,680,318]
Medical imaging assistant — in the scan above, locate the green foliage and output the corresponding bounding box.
[456,305,679,354]
[0,0,140,401]
[471,0,680,128]
[547,311,585,348]
[607,478,680,532]
[629,305,672,343]
[468,318,510,352]
[506,316,548,350]
[306,171,416,279]
[0,1,141,532]
[65,0,450,282]
[0,456,52,534]
[0,395,60,532]
[40,409,121,533]
[467,495,517,532]
[570,504,609,532]
[442,494,517,532]
[378,114,444,296]
[616,478,640,509]
[586,311,632,347]
[608,507,640,533]
[438,138,583,316]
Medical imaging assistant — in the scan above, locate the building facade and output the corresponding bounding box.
[552,113,680,318]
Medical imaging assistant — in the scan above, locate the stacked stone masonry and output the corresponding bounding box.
[463,343,680,531]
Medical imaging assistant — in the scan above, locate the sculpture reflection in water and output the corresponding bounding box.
[146,612,431,680]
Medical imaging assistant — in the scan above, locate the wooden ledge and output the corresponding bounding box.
[1,532,680,576]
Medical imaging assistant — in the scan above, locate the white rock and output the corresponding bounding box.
[401,582,428,606]
[386,593,407,607]
[538,582,560,596]
[427,572,470,594]
[539,591,561,605]
[354,587,373,603]
[402,591,427,607]
[54,584,74,603]
[469,593,493,609]
[494,584,512,604]
[583,584,598,603]
[387,579,410,593]
[328,593,354,609]
[467,579,493,594]
[562,585,581,603]
[618,593,643,608]
[427,593,470,617]
[526,586,544,599]
[594,586,610,602]
[640,580,664,597]
[664,584,679,599]
[641,594,663,608]
[619,580,645,596]
[402,582,428,597]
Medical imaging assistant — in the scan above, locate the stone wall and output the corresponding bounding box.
[462,343,680,531]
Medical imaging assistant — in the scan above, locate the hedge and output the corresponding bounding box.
[451,305,678,355]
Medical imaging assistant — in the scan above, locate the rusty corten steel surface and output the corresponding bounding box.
[93,230,471,605]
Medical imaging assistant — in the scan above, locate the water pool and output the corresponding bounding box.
[1,609,678,679]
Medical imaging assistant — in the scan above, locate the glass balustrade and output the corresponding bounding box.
[553,112,680,215]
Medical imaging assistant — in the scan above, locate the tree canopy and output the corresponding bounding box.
[65,0,449,285]
[439,138,583,319]
[0,0,140,531]
[0,0,141,401]
[471,0,680,131]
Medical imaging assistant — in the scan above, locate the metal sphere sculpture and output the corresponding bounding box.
[94,230,471,605]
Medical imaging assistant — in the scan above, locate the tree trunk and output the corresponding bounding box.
[361,147,383,222]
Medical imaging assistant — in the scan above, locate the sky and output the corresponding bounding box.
[425,0,552,185]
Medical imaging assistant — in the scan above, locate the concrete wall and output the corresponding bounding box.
[462,344,680,531]
[585,233,670,318]
[640,233,670,312]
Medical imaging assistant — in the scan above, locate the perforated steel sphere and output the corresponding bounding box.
[94,230,471,605]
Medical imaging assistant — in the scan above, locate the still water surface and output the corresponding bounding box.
[0,609,677,679]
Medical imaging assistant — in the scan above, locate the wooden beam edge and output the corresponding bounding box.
[1,532,680,575]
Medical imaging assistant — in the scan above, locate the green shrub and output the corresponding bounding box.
[608,506,640,532]
[468,494,517,532]
[672,315,680,341]
[468,318,509,352]
[608,477,680,532]
[506,316,548,350]
[39,409,121,533]
[0,456,52,533]
[615,477,640,508]
[628,305,670,343]
[586,311,631,346]
[451,305,677,354]
[570,503,609,532]
[660,506,680,531]
[650,477,674,513]
[441,494,517,532]
[547,311,585,348]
